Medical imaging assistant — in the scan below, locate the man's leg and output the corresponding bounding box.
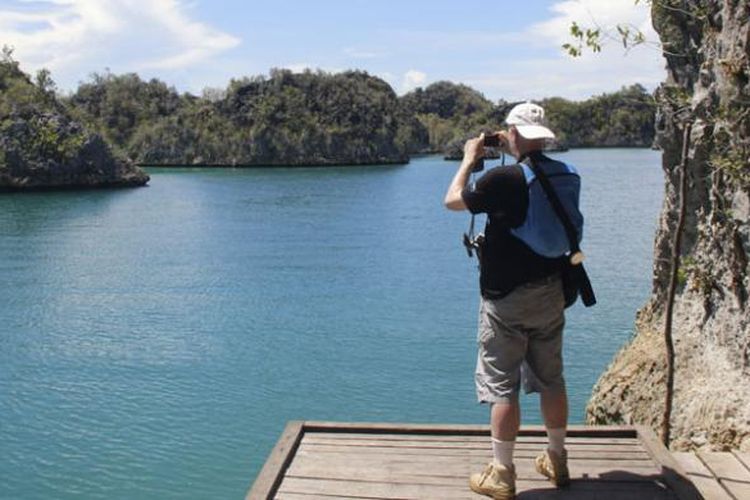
[524,278,569,486]
[490,400,520,467]
[470,297,524,499]
[492,400,521,439]
[536,385,570,486]
[541,387,567,454]
[470,400,519,499]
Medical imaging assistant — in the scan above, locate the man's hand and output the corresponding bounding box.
[463,134,485,166]
[444,133,486,211]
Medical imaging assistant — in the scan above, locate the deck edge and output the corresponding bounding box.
[246,421,305,500]
[636,425,704,500]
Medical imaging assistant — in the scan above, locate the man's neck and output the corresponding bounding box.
[517,149,544,162]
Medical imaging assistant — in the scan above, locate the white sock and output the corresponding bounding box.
[491,437,515,468]
[547,427,566,455]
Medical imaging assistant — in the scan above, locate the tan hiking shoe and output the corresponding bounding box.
[469,462,516,499]
[535,448,570,487]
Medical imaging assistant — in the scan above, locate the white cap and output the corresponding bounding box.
[505,102,555,140]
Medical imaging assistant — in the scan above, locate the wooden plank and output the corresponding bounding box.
[732,450,750,472]
[301,437,649,455]
[302,431,642,444]
[285,464,661,484]
[246,421,305,500]
[636,425,703,500]
[298,445,647,459]
[296,443,654,462]
[289,451,661,481]
[673,452,733,500]
[302,421,637,438]
[699,451,750,499]
[277,475,479,499]
[304,433,645,452]
[277,480,676,500]
[276,483,675,500]
[297,446,650,463]
[300,443,650,460]
[294,446,654,468]
[277,476,673,499]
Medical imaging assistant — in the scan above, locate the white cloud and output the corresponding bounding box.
[0,0,240,90]
[531,0,663,93]
[463,0,666,101]
[401,69,426,94]
[532,0,659,49]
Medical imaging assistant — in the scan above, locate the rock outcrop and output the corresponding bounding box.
[587,1,750,451]
[0,54,148,191]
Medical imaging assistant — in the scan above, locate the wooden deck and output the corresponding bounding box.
[673,451,750,499]
[247,422,716,499]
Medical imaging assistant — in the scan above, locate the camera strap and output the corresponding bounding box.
[463,191,479,259]
[463,151,506,260]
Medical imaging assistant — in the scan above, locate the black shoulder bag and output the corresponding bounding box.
[525,154,596,308]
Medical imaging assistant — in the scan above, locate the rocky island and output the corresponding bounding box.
[69,69,412,167]
[0,50,148,191]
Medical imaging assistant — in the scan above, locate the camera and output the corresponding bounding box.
[472,133,504,172]
[483,134,501,148]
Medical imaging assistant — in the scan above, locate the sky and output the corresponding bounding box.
[0,0,666,101]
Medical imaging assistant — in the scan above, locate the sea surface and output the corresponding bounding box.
[0,149,663,499]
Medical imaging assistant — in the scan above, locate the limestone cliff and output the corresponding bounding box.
[587,1,750,451]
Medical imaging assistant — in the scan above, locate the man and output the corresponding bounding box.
[444,102,583,499]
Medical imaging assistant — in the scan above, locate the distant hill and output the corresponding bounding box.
[400,81,655,159]
[0,49,148,191]
[69,69,410,166]
[540,84,655,148]
[67,71,656,167]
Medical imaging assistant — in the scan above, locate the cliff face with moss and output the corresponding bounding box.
[0,54,148,191]
[587,0,750,451]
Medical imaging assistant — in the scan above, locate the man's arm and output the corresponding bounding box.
[444,135,484,211]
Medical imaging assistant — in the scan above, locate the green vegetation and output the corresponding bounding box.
[400,81,655,159]
[540,84,655,148]
[69,69,409,165]
[2,48,657,175]
[0,47,148,190]
[398,81,500,155]
[67,69,655,165]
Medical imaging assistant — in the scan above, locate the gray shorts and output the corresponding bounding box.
[475,274,566,404]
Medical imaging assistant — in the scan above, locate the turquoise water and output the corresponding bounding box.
[0,150,663,499]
